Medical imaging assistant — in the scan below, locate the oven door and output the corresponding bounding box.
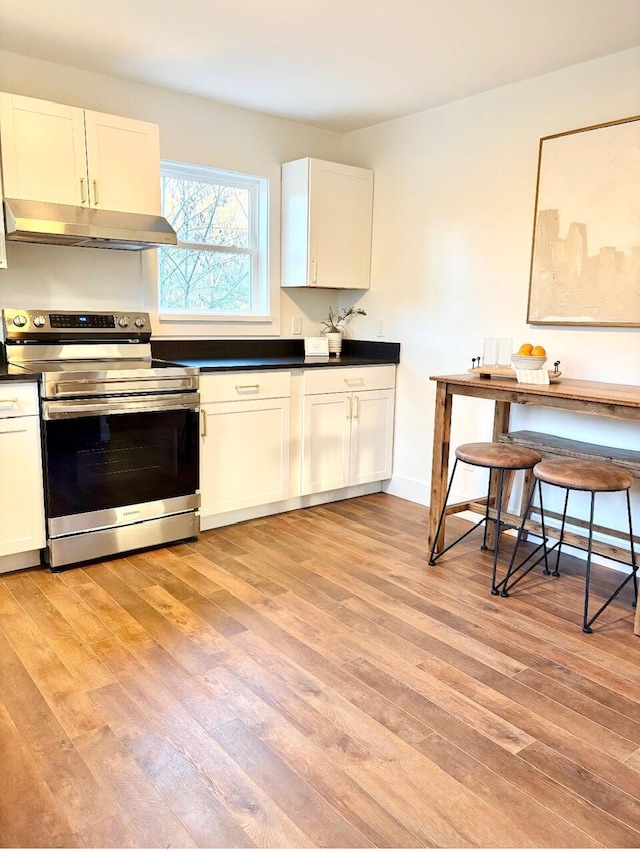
[42,394,200,535]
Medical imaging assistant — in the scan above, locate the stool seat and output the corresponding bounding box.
[501,456,638,633]
[430,441,542,593]
[456,442,541,470]
[534,459,633,492]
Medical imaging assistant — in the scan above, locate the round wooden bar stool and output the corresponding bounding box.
[428,442,542,594]
[501,458,638,633]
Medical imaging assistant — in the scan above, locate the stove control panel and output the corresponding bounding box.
[2,309,152,338]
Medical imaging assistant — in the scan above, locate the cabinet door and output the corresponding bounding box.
[84,111,161,214]
[0,94,87,205]
[0,157,6,269]
[350,389,395,485]
[0,416,45,556]
[301,392,352,494]
[200,398,290,516]
[309,160,373,289]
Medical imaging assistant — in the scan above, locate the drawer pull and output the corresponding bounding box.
[344,377,365,386]
[235,384,260,391]
[0,397,18,409]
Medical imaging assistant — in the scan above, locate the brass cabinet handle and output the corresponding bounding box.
[201,409,207,437]
[0,398,17,408]
[353,394,360,419]
[92,179,100,205]
[235,384,260,391]
[346,394,352,420]
[79,178,87,204]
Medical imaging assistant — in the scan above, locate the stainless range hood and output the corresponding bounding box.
[3,198,178,251]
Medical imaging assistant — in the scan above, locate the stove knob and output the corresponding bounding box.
[12,314,27,328]
[33,315,47,328]
[134,316,146,328]
[118,316,129,328]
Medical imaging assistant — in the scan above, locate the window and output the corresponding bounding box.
[158,161,269,319]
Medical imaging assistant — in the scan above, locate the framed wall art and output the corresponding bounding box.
[527,115,640,327]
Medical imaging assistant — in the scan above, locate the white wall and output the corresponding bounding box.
[342,48,640,538]
[0,49,349,337]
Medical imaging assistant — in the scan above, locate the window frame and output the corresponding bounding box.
[157,159,271,323]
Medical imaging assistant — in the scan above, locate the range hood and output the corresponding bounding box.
[3,198,178,251]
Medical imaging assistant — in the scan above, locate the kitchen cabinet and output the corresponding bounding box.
[281,157,373,289]
[0,155,6,269]
[0,93,161,215]
[301,366,395,494]
[199,371,291,517]
[0,384,46,560]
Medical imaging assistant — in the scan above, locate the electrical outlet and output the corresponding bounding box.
[291,316,302,335]
[376,318,386,338]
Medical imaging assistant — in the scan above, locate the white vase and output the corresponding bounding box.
[325,332,343,356]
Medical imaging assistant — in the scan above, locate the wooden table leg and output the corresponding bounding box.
[485,400,512,548]
[429,381,452,553]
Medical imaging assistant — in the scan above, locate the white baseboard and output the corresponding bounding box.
[382,474,429,506]
[200,481,383,531]
[0,549,41,575]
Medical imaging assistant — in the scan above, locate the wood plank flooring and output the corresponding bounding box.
[1,493,639,847]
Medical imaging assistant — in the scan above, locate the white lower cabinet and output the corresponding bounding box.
[199,372,291,517]
[349,388,395,485]
[0,385,46,559]
[198,365,395,524]
[301,366,395,495]
[302,392,352,492]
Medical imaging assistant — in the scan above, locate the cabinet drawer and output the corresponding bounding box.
[0,383,39,418]
[303,365,395,396]
[200,371,291,404]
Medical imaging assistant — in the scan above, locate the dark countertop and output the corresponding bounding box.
[173,354,396,372]
[152,338,400,372]
[0,339,399,380]
[0,363,40,383]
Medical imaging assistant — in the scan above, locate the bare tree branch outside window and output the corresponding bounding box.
[159,168,261,313]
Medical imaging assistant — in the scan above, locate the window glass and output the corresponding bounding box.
[158,162,267,317]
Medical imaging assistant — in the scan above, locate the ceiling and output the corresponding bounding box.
[1,0,639,132]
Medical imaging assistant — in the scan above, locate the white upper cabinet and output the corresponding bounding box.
[0,93,161,215]
[84,111,161,214]
[281,157,373,290]
[0,95,87,206]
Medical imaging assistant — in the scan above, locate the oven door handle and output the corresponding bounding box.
[42,393,200,420]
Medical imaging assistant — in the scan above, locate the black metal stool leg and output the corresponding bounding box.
[481,467,493,552]
[628,490,638,608]
[500,476,537,596]
[550,488,569,577]
[490,469,506,595]
[538,482,551,577]
[582,491,596,634]
[428,459,459,565]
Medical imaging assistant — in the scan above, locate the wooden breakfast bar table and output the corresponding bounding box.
[429,373,640,635]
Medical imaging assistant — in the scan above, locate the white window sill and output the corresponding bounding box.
[159,313,273,324]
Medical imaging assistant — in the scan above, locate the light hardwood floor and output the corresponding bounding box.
[1,493,639,847]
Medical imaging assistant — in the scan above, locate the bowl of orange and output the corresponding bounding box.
[511,343,547,370]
